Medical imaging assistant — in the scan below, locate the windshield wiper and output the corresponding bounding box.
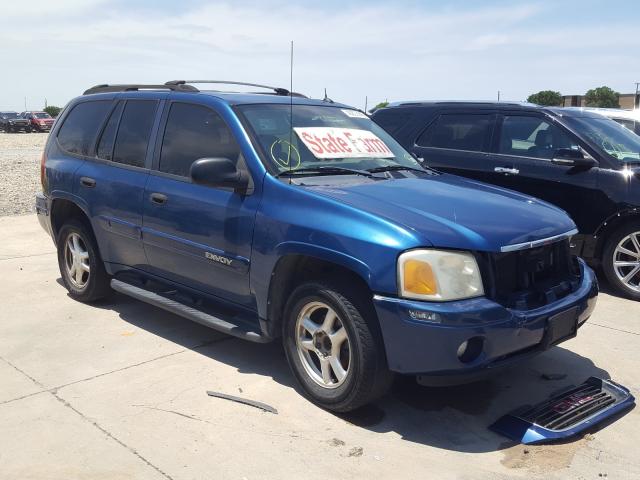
[276,166,376,178]
[366,164,431,174]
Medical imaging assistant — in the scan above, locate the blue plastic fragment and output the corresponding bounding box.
[489,377,635,445]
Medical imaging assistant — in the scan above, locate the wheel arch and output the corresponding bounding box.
[593,208,640,259]
[50,196,93,244]
[265,249,376,339]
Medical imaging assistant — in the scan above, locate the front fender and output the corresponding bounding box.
[274,241,372,284]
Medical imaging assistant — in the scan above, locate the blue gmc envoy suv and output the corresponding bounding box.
[36,81,598,411]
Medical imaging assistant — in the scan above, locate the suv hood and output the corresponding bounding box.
[304,174,576,252]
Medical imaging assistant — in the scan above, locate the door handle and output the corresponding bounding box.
[494,167,520,175]
[80,176,96,188]
[150,193,168,205]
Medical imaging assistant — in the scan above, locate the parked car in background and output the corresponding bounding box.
[20,111,55,132]
[35,81,597,412]
[569,107,640,136]
[372,102,640,300]
[0,111,31,132]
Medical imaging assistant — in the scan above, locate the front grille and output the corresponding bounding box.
[490,377,634,444]
[519,381,615,430]
[480,239,580,310]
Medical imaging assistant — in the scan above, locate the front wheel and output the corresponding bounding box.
[282,281,393,412]
[57,219,111,302]
[602,222,640,300]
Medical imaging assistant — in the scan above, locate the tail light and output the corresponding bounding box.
[40,150,48,192]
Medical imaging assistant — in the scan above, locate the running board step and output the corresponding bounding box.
[110,279,269,343]
[490,377,635,444]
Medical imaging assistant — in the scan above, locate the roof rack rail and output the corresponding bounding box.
[83,83,199,95]
[165,80,305,97]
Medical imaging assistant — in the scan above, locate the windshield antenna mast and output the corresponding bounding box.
[288,40,294,183]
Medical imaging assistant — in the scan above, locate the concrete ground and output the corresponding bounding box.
[0,214,638,480]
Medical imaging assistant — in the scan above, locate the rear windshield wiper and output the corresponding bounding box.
[276,166,376,178]
[366,164,432,174]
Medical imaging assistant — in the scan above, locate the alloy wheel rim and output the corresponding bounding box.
[613,231,640,293]
[64,232,90,289]
[295,301,352,389]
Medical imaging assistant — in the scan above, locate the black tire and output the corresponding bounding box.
[602,221,640,301]
[282,281,393,412]
[57,219,111,302]
[26,127,32,133]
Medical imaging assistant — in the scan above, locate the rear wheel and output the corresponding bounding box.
[602,221,640,301]
[57,219,111,302]
[283,281,393,412]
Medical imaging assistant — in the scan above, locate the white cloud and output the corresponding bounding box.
[2,0,107,18]
[0,1,638,110]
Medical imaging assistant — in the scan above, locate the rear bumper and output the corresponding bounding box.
[35,192,53,239]
[373,259,598,375]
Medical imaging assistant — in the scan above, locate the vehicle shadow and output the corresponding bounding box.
[89,290,613,454]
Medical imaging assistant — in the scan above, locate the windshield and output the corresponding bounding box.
[237,104,422,174]
[2,112,18,119]
[34,112,51,119]
[565,116,640,163]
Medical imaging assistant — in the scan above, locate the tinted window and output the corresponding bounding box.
[96,101,124,161]
[615,118,636,132]
[112,100,158,168]
[159,103,240,177]
[373,109,413,135]
[417,114,491,151]
[57,101,111,155]
[499,115,579,159]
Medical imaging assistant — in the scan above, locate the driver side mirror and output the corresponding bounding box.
[551,148,598,169]
[190,157,250,194]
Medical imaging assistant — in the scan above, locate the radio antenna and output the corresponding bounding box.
[288,40,294,184]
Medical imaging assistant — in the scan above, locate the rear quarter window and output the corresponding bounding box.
[417,113,492,152]
[372,109,414,136]
[57,101,112,156]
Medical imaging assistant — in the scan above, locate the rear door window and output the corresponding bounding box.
[416,114,492,152]
[498,115,579,160]
[57,101,112,156]
[158,103,240,177]
[112,100,158,168]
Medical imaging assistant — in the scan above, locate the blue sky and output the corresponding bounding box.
[1,0,638,111]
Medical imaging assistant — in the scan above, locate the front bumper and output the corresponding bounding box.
[6,122,30,130]
[373,258,598,375]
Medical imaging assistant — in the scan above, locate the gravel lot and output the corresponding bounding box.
[0,132,48,216]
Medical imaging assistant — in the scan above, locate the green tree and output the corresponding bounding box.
[43,105,62,117]
[526,90,562,106]
[584,86,620,108]
[368,101,389,114]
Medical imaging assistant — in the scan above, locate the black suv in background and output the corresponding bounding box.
[373,102,640,300]
[0,111,31,132]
